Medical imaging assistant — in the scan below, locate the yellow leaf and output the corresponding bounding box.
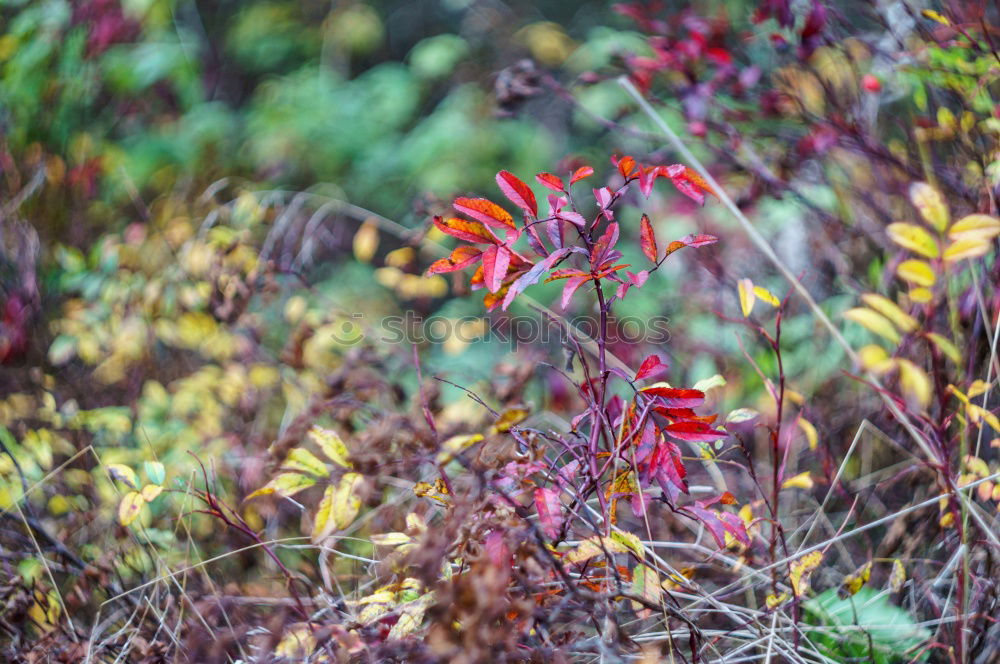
[491,407,529,433]
[693,374,727,393]
[737,278,755,317]
[308,426,350,468]
[797,417,818,450]
[964,455,990,477]
[353,218,379,263]
[752,286,780,307]
[274,625,315,658]
[844,308,900,344]
[789,551,823,597]
[887,222,940,258]
[926,333,961,365]
[889,559,906,593]
[738,503,753,528]
[630,564,661,614]
[859,344,894,374]
[921,9,950,25]
[437,433,485,463]
[967,406,1000,433]
[766,592,789,608]
[943,238,991,263]
[967,380,991,398]
[610,530,645,557]
[370,532,412,546]
[140,484,163,502]
[896,259,936,287]
[909,182,949,231]
[565,536,630,563]
[118,491,144,526]
[106,464,138,490]
[897,359,932,410]
[783,471,814,490]
[839,561,872,597]
[282,447,330,477]
[949,214,1000,241]
[246,472,317,500]
[861,294,919,333]
[389,602,427,639]
[949,384,971,406]
[313,472,363,542]
[908,287,933,303]
[413,479,450,505]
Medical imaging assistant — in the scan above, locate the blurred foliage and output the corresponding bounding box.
[0,0,998,661]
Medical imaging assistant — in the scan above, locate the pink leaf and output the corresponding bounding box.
[502,248,570,310]
[561,274,590,309]
[497,170,538,217]
[482,245,511,293]
[534,487,562,540]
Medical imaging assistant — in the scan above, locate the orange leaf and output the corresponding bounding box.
[640,213,658,262]
[535,172,565,193]
[433,216,500,244]
[569,165,594,185]
[453,197,514,229]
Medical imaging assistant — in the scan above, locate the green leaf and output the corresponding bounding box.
[144,461,166,486]
[803,587,930,663]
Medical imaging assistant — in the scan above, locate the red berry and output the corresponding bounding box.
[861,74,881,93]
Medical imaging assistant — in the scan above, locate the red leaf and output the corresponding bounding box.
[569,165,594,185]
[433,216,501,244]
[496,170,538,217]
[647,441,688,493]
[561,274,590,309]
[454,197,515,229]
[639,387,705,408]
[664,420,727,442]
[640,214,658,262]
[635,354,668,381]
[426,246,482,275]
[535,172,565,193]
[482,244,511,293]
[534,487,562,540]
[590,221,620,268]
[664,165,716,206]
